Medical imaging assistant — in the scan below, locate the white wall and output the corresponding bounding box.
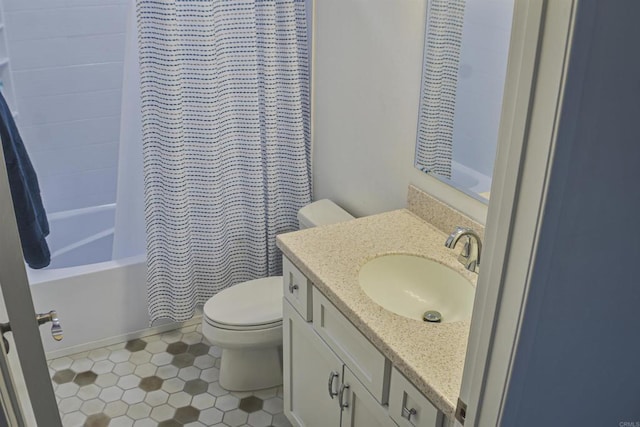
[312,0,488,223]
[452,0,513,179]
[3,0,128,213]
[502,1,640,424]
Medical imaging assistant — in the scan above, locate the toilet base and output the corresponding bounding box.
[219,346,283,391]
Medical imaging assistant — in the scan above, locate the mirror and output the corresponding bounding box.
[414,0,515,202]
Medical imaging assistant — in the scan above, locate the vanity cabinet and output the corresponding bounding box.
[283,257,445,427]
[283,300,395,427]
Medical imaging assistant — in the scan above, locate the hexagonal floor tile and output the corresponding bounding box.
[92,359,115,375]
[99,386,124,403]
[104,401,129,418]
[166,341,188,355]
[129,350,153,365]
[145,340,168,354]
[187,343,210,357]
[171,353,195,368]
[95,372,119,388]
[87,348,110,362]
[168,391,192,408]
[239,396,263,413]
[215,394,239,411]
[125,339,148,352]
[127,402,152,420]
[272,412,294,427]
[139,375,163,392]
[174,405,200,424]
[52,369,75,384]
[122,388,146,405]
[74,370,98,386]
[150,404,176,422]
[199,406,224,425]
[191,393,216,410]
[247,410,273,427]
[162,377,186,394]
[84,413,110,427]
[145,390,170,407]
[77,384,101,400]
[80,398,105,416]
[223,408,249,427]
[183,379,208,396]
[177,366,200,381]
[263,396,284,415]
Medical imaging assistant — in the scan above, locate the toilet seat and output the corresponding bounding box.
[203,276,283,331]
[204,317,282,331]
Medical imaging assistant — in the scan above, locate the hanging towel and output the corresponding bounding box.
[0,93,50,269]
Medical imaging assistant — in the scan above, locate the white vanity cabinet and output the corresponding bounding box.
[282,257,445,427]
[283,300,396,427]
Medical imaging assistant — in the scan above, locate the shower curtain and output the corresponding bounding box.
[414,0,466,178]
[137,0,311,322]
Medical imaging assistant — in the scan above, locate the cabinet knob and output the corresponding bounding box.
[327,371,339,399]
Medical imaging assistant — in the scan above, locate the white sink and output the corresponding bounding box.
[358,255,475,323]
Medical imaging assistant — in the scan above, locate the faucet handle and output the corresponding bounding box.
[37,310,63,342]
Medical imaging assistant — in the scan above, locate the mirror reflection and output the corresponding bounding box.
[414,0,515,201]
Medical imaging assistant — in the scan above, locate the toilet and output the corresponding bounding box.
[202,199,354,391]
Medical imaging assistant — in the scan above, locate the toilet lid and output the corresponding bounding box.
[204,276,283,328]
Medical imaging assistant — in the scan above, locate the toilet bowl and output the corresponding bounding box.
[202,199,353,391]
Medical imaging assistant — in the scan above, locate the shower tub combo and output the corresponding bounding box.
[27,204,151,356]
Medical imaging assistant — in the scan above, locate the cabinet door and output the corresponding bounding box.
[340,367,397,427]
[284,300,342,427]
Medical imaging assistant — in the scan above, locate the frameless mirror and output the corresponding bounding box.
[414,0,515,202]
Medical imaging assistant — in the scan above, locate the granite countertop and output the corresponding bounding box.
[276,209,478,418]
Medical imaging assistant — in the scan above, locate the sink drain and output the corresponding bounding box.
[423,310,442,323]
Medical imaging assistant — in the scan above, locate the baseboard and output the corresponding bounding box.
[45,316,203,360]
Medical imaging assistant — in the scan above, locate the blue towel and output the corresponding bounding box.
[0,93,50,269]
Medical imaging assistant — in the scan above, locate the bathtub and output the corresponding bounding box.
[27,204,153,355]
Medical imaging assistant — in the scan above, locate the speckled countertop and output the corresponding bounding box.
[275,209,477,418]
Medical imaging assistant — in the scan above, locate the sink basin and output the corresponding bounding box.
[358,255,475,323]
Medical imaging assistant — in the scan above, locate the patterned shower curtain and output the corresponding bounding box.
[414,0,466,178]
[137,0,311,322]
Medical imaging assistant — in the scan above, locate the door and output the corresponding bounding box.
[457,0,577,425]
[340,367,396,427]
[0,144,62,425]
[283,300,342,427]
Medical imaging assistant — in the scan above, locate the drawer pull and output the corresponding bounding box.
[287,272,299,294]
[402,406,417,420]
[338,383,350,409]
[327,371,339,399]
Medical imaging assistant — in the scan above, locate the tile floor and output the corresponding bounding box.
[48,324,292,427]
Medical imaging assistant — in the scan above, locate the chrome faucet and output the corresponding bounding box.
[445,227,482,273]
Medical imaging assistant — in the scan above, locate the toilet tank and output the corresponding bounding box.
[297,199,354,229]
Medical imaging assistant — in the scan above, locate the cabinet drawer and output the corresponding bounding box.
[313,288,389,403]
[389,368,442,427]
[283,257,313,321]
